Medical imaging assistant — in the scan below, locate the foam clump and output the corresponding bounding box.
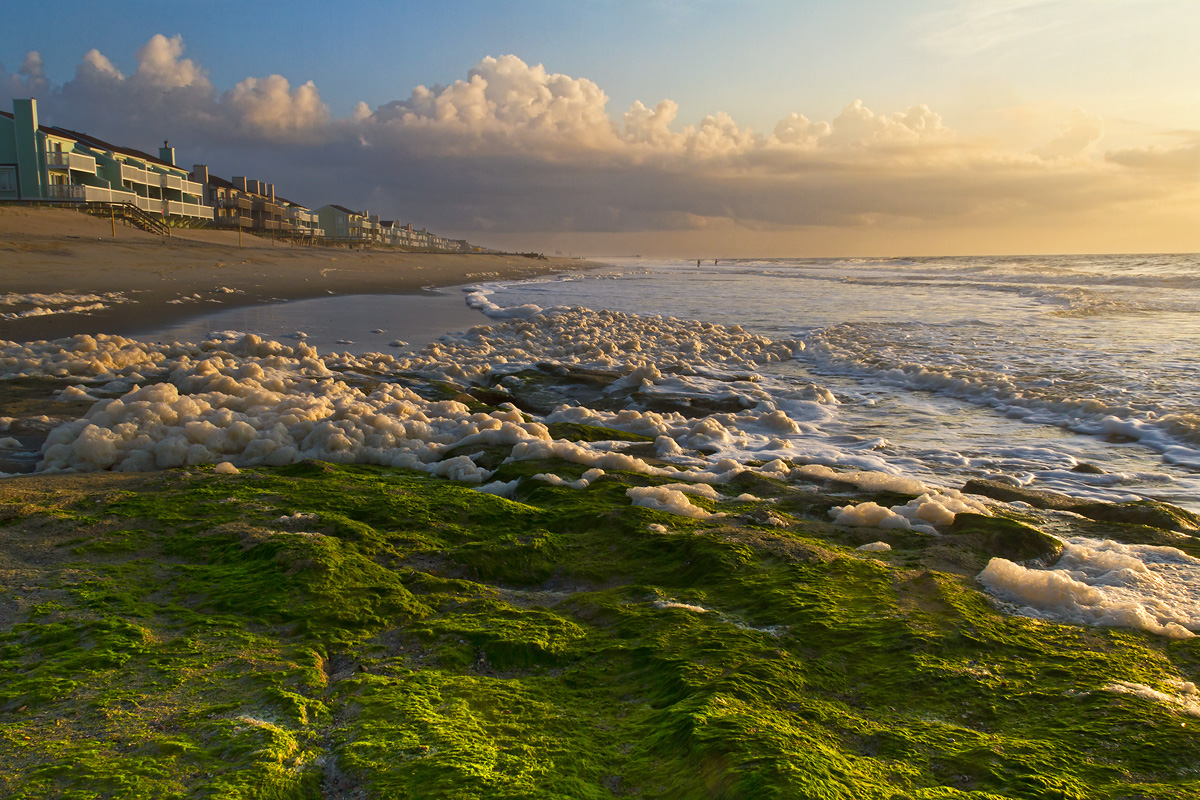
[627,485,724,519]
[795,464,930,495]
[476,479,520,498]
[653,599,709,613]
[532,468,604,490]
[1103,681,1200,717]
[830,490,988,534]
[857,541,892,552]
[0,291,130,320]
[977,537,1200,639]
[213,462,239,475]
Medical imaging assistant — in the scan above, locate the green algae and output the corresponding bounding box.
[1,461,1198,798]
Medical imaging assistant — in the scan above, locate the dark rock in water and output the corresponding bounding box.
[949,513,1063,563]
[634,392,749,418]
[961,479,1086,511]
[1070,463,1105,474]
[1071,499,1200,532]
[964,479,1200,534]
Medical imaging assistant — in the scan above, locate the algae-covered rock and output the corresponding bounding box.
[949,512,1064,563]
[961,478,1086,511]
[3,463,1199,799]
[1071,499,1200,532]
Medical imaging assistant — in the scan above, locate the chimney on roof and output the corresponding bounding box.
[234,176,248,192]
[267,183,275,202]
[12,99,43,199]
[159,140,176,166]
[190,164,209,184]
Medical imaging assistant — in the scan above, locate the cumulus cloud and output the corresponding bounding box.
[2,34,1196,252]
[0,51,49,102]
[223,75,329,138]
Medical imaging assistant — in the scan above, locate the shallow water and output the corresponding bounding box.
[478,255,1200,512]
[140,288,484,356]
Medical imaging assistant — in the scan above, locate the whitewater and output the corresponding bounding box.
[4,252,1200,638]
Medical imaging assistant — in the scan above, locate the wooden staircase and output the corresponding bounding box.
[81,201,171,236]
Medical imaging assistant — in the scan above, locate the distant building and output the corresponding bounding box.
[0,98,211,222]
[316,204,372,243]
[277,196,324,239]
[188,167,293,235]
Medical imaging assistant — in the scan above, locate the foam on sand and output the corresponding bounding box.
[0,291,131,321]
[978,537,1200,639]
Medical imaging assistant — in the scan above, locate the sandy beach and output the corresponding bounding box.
[0,206,595,343]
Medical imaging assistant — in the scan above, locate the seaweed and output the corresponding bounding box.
[1,458,1197,798]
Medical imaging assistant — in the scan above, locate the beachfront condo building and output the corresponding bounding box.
[316,204,372,244]
[0,98,212,222]
[278,198,325,239]
[187,167,317,237]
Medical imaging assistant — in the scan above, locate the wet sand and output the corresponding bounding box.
[0,206,597,342]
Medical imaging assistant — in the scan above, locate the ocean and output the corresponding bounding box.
[147,253,1200,514]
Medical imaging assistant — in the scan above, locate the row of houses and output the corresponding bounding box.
[0,98,479,252]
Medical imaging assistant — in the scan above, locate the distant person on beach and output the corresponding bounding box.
[696,259,701,267]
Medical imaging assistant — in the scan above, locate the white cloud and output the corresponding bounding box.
[223,75,329,139]
[3,35,1195,253]
[79,49,123,81]
[133,34,207,90]
[0,51,49,101]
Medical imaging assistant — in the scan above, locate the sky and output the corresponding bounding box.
[3,0,1200,257]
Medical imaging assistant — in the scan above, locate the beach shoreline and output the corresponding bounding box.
[0,205,600,342]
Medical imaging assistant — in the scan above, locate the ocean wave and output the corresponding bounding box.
[804,322,1200,467]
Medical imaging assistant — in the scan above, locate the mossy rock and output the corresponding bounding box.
[544,422,653,444]
[1071,499,1200,532]
[961,479,1085,511]
[949,513,1064,563]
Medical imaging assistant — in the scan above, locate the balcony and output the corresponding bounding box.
[213,215,252,228]
[252,199,283,216]
[120,163,152,186]
[45,184,85,200]
[218,196,252,212]
[165,199,213,220]
[46,151,98,174]
[160,173,183,192]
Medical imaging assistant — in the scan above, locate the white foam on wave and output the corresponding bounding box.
[978,537,1200,639]
[806,322,1200,470]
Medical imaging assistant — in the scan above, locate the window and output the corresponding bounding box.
[0,166,16,192]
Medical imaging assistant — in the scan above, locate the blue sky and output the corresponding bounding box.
[4,1,1200,255]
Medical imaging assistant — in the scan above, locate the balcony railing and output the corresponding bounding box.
[46,151,98,174]
[45,184,85,200]
[164,199,213,219]
[121,163,151,186]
